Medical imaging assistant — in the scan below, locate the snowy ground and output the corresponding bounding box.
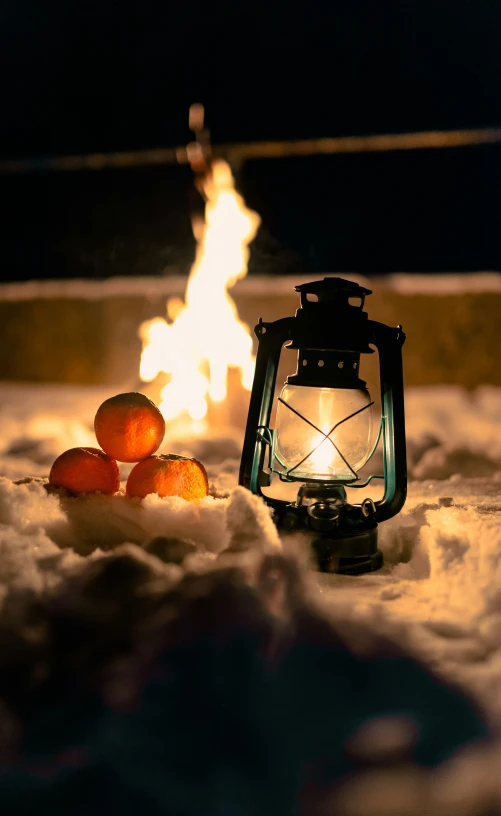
[1,382,501,813]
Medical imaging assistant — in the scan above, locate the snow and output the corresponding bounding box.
[0,276,190,301]
[381,272,501,294]
[1,381,501,812]
[1,272,500,302]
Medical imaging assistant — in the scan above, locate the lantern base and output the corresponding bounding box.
[311,524,382,575]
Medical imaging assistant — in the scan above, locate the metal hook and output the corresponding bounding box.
[361,497,376,518]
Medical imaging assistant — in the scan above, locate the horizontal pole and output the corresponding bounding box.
[1,128,501,175]
[218,128,501,159]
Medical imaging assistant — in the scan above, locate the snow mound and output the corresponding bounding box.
[0,382,500,813]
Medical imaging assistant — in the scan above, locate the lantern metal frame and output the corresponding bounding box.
[239,277,407,575]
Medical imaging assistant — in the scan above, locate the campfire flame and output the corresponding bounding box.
[139,159,260,423]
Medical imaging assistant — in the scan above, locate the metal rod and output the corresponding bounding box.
[2,127,501,175]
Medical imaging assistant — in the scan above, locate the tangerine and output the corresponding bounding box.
[49,447,120,495]
[126,454,209,501]
[94,392,165,463]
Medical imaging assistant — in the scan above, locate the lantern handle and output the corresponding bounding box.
[367,321,407,522]
[239,316,295,497]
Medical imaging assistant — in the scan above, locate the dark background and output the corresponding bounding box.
[1,0,501,280]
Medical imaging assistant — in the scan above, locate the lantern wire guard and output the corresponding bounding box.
[271,399,376,481]
[239,277,407,575]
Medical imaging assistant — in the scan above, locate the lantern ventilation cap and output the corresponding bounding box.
[294,277,372,311]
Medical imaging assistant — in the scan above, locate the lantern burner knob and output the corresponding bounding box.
[297,484,346,533]
[296,483,347,507]
[307,501,341,532]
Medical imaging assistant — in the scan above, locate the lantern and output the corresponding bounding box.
[239,277,407,574]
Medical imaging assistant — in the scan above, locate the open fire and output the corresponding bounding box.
[139,159,260,424]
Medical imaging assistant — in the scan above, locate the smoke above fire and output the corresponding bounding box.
[139,159,260,422]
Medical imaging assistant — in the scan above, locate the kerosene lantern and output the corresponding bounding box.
[239,277,407,574]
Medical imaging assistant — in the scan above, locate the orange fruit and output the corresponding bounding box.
[49,447,120,496]
[94,392,166,463]
[126,454,209,501]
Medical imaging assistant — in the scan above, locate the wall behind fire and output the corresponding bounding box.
[0,277,500,397]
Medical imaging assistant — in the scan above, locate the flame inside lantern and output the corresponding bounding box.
[139,160,260,423]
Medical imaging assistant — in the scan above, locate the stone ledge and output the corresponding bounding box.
[1,275,500,388]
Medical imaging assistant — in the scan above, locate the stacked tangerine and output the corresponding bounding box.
[49,392,208,502]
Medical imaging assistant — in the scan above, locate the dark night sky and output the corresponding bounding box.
[2,0,501,155]
[1,0,501,279]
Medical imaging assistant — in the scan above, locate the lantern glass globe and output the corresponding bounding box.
[274,384,374,482]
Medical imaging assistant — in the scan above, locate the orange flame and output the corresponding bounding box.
[139,159,260,423]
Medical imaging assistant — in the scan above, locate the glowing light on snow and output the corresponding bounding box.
[139,159,260,422]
